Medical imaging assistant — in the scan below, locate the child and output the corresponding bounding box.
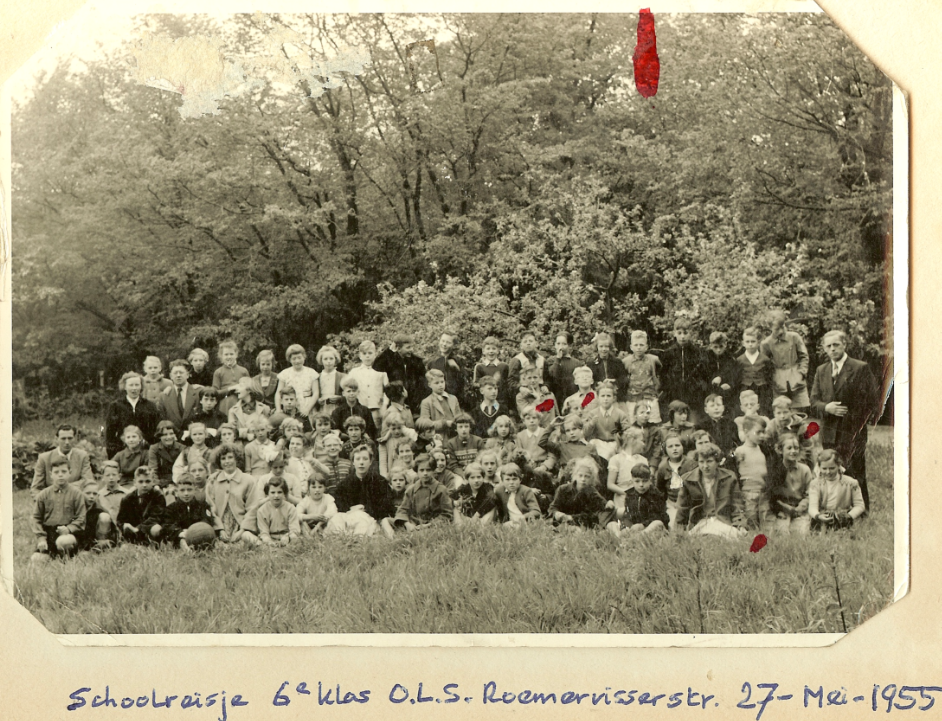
[393,453,454,531]
[473,336,509,404]
[471,376,511,438]
[378,463,412,539]
[660,318,710,423]
[213,340,250,418]
[285,434,313,489]
[117,466,166,545]
[347,340,389,428]
[298,477,339,536]
[315,345,346,415]
[162,473,221,550]
[631,400,663,467]
[492,462,541,525]
[736,326,775,416]
[258,452,302,505]
[588,332,628,403]
[514,407,551,471]
[320,434,352,495]
[431,448,461,493]
[228,383,271,440]
[697,394,740,463]
[654,432,697,529]
[340,416,378,466]
[251,349,279,408]
[734,415,771,530]
[148,420,185,490]
[412,417,440,457]
[808,449,865,530]
[622,330,662,424]
[549,457,614,529]
[659,400,696,453]
[328,445,386,535]
[562,365,598,416]
[308,413,336,463]
[507,331,546,400]
[614,464,669,536]
[766,395,819,468]
[242,418,279,477]
[515,366,557,428]
[112,425,150,488]
[546,331,582,408]
[476,449,502,488]
[761,310,811,412]
[378,410,418,478]
[172,422,213,482]
[78,479,119,552]
[607,426,649,509]
[583,381,629,459]
[675,444,745,537]
[540,415,605,474]
[452,462,497,524]
[769,432,813,535]
[706,331,741,413]
[268,386,315,439]
[96,461,127,521]
[192,388,227,444]
[243,477,301,546]
[484,415,517,462]
[275,344,320,416]
[206,444,263,543]
[188,348,213,388]
[426,330,464,402]
[31,458,85,560]
[332,377,378,440]
[382,381,415,430]
[393,439,417,472]
[420,368,461,435]
[444,413,486,473]
[209,423,244,471]
[187,459,211,503]
[734,390,771,443]
[142,355,172,403]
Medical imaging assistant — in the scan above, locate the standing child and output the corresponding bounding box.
[612,464,669,537]
[631,400,663,467]
[332,377,378,440]
[492,462,541,526]
[484,415,517,463]
[426,330,464,404]
[736,326,775,417]
[654,432,697,529]
[117,466,166,545]
[444,414,486,473]
[213,340,250,418]
[588,332,628,404]
[420,368,461,436]
[347,340,389,429]
[734,390,771,443]
[112,425,150,488]
[188,348,213,388]
[734,415,772,530]
[546,332,582,408]
[761,311,810,412]
[251,349,279,408]
[606,426,649,510]
[562,366,598,416]
[474,336,510,405]
[142,356,172,403]
[583,381,629,459]
[382,382,415,430]
[393,453,454,532]
[706,331,742,414]
[659,318,710,424]
[515,366,557,428]
[808,449,865,530]
[96,461,127,522]
[697,394,740,464]
[549,457,614,529]
[471,376,511,438]
[298,477,339,536]
[314,345,346,416]
[507,332,546,401]
[622,330,662,424]
[275,344,319,417]
[243,478,301,547]
[31,458,85,561]
[162,474,221,550]
[769,432,813,535]
[148,420,185,491]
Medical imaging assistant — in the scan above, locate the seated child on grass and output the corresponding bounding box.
[549,457,614,529]
[609,464,668,538]
[31,457,85,562]
[768,432,813,535]
[327,445,386,536]
[242,477,301,547]
[161,473,221,550]
[452,462,497,525]
[258,452,302,506]
[78,479,118,552]
[148,420,185,491]
[607,426,649,509]
[392,453,454,532]
[675,444,745,538]
[378,463,414,539]
[654,432,697,529]
[734,415,772,530]
[117,466,166,545]
[297,477,339,536]
[96,460,127,521]
[492,462,541,526]
[631,400,663,467]
[808,449,865,531]
[112,425,150,488]
[206,444,263,543]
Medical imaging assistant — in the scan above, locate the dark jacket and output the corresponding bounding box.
[376,348,428,414]
[452,482,498,519]
[333,468,388,519]
[659,342,711,409]
[331,401,378,440]
[696,415,741,464]
[654,455,698,503]
[675,467,744,531]
[159,498,218,546]
[545,356,583,407]
[587,355,629,402]
[548,483,610,528]
[105,397,161,457]
[117,487,166,532]
[809,357,880,459]
[147,441,185,486]
[623,486,669,528]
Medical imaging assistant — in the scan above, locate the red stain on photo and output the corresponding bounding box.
[749,534,768,553]
[535,399,555,413]
[803,421,820,440]
[633,9,660,98]
[581,392,596,408]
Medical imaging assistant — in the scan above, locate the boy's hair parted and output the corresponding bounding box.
[343,415,367,431]
[168,358,191,372]
[357,340,376,355]
[704,393,724,407]
[771,395,793,410]
[133,466,152,480]
[629,462,653,481]
[414,417,436,435]
[425,368,445,383]
[256,349,275,369]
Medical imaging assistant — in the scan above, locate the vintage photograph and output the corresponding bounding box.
[7,10,896,635]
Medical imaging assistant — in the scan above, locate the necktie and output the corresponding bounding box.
[832,363,840,379]
[177,387,185,415]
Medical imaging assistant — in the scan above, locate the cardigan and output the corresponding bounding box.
[394,479,453,525]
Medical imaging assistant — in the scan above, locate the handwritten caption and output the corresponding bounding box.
[67,681,942,719]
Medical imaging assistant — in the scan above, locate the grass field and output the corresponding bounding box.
[10,424,895,635]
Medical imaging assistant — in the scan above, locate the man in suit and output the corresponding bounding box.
[31,424,96,497]
[810,330,881,511]
[156,359,202,436]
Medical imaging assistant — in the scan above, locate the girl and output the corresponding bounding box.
[392,453,453,532]
[243,419,279,477]
[476,449,502,488]
[659,400,696,453]
[112,425,150,488]
[326,445,385,536]
[382,381,415,430]
[485,415,517,463]
[393,438,417,472]
[210,423,244,471]
[607,426,649,511]
[808,449,865,530]
[298,477,338,536]
[251,349,279,408]
[191,388,226,445]
[187,348,213,388]
[769,432,813,534]
[213,340,250,418]
[379,462,413,539]
[654,432,697,529]
[309,413,337,463]
[452,462,497,525]
[378,411,418,478]
[276,344,320,416]
[314,345,346,415]
[550,457,614,529]
[285,434,314,488]
[431,447,461,493]
[228,382,271,440]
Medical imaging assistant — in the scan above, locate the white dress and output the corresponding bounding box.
[277,366,320,416]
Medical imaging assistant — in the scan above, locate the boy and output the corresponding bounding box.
[631,400,663,467]
[734,390,771,442]
[419,368,461,435]
[331,377,377,440]
[172,421,213,483]
[148,420,185,490]
[444,414,486,472]
[761,310,811,412]
[243,477,301,547]
[736,326,775,416]
[705,331,742,414]
[188,348,214,388]
[393,453,454,531]
[142,355,172,403]
[696,394,740,463]
[507,332,546,400]
[766,395,819,468]
[268,386,314,438]
[31,457,85,560]
[162,473,220,549]
[473,336,510,405]
[347,340,389,428]
[492,462,542,525]
[659,318,711,424]
[545,331,582,406]
[675,444,745,537]
[191,388,227,444]
[452,462,497,524]
[562,366,597,416]
[734,415,772,530]
[583,380,629,458]
[340,416,378,472]
[117,466,166,545]
[622,330,662,424]
[540,414,606,474]
[471,376,512,438]
[616,464,669,535]
[97,461,127,521]
[426,330,464,402]
[78,479,119,551]
[588,332,628,403]
[515,365,557,428]
[320,434,352,495]
[514,406,556,478]
[297,477,338,534]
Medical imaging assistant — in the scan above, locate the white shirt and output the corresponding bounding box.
[506,492,524,522]
[744,350,760,364]
[126,396,139,411]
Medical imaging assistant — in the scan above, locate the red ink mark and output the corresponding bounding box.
[581,392,596,409]
[749,534,768,553]
[803,422,820,440]
[535,399,555,413]
[633,9,660,99]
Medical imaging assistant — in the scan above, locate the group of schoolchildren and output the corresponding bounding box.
[29,316,867,560]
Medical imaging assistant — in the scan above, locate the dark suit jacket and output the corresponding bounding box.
[809,356,879,452]
[156,383,203,434]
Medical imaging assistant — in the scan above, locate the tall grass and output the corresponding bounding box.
[11,429,894,635]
